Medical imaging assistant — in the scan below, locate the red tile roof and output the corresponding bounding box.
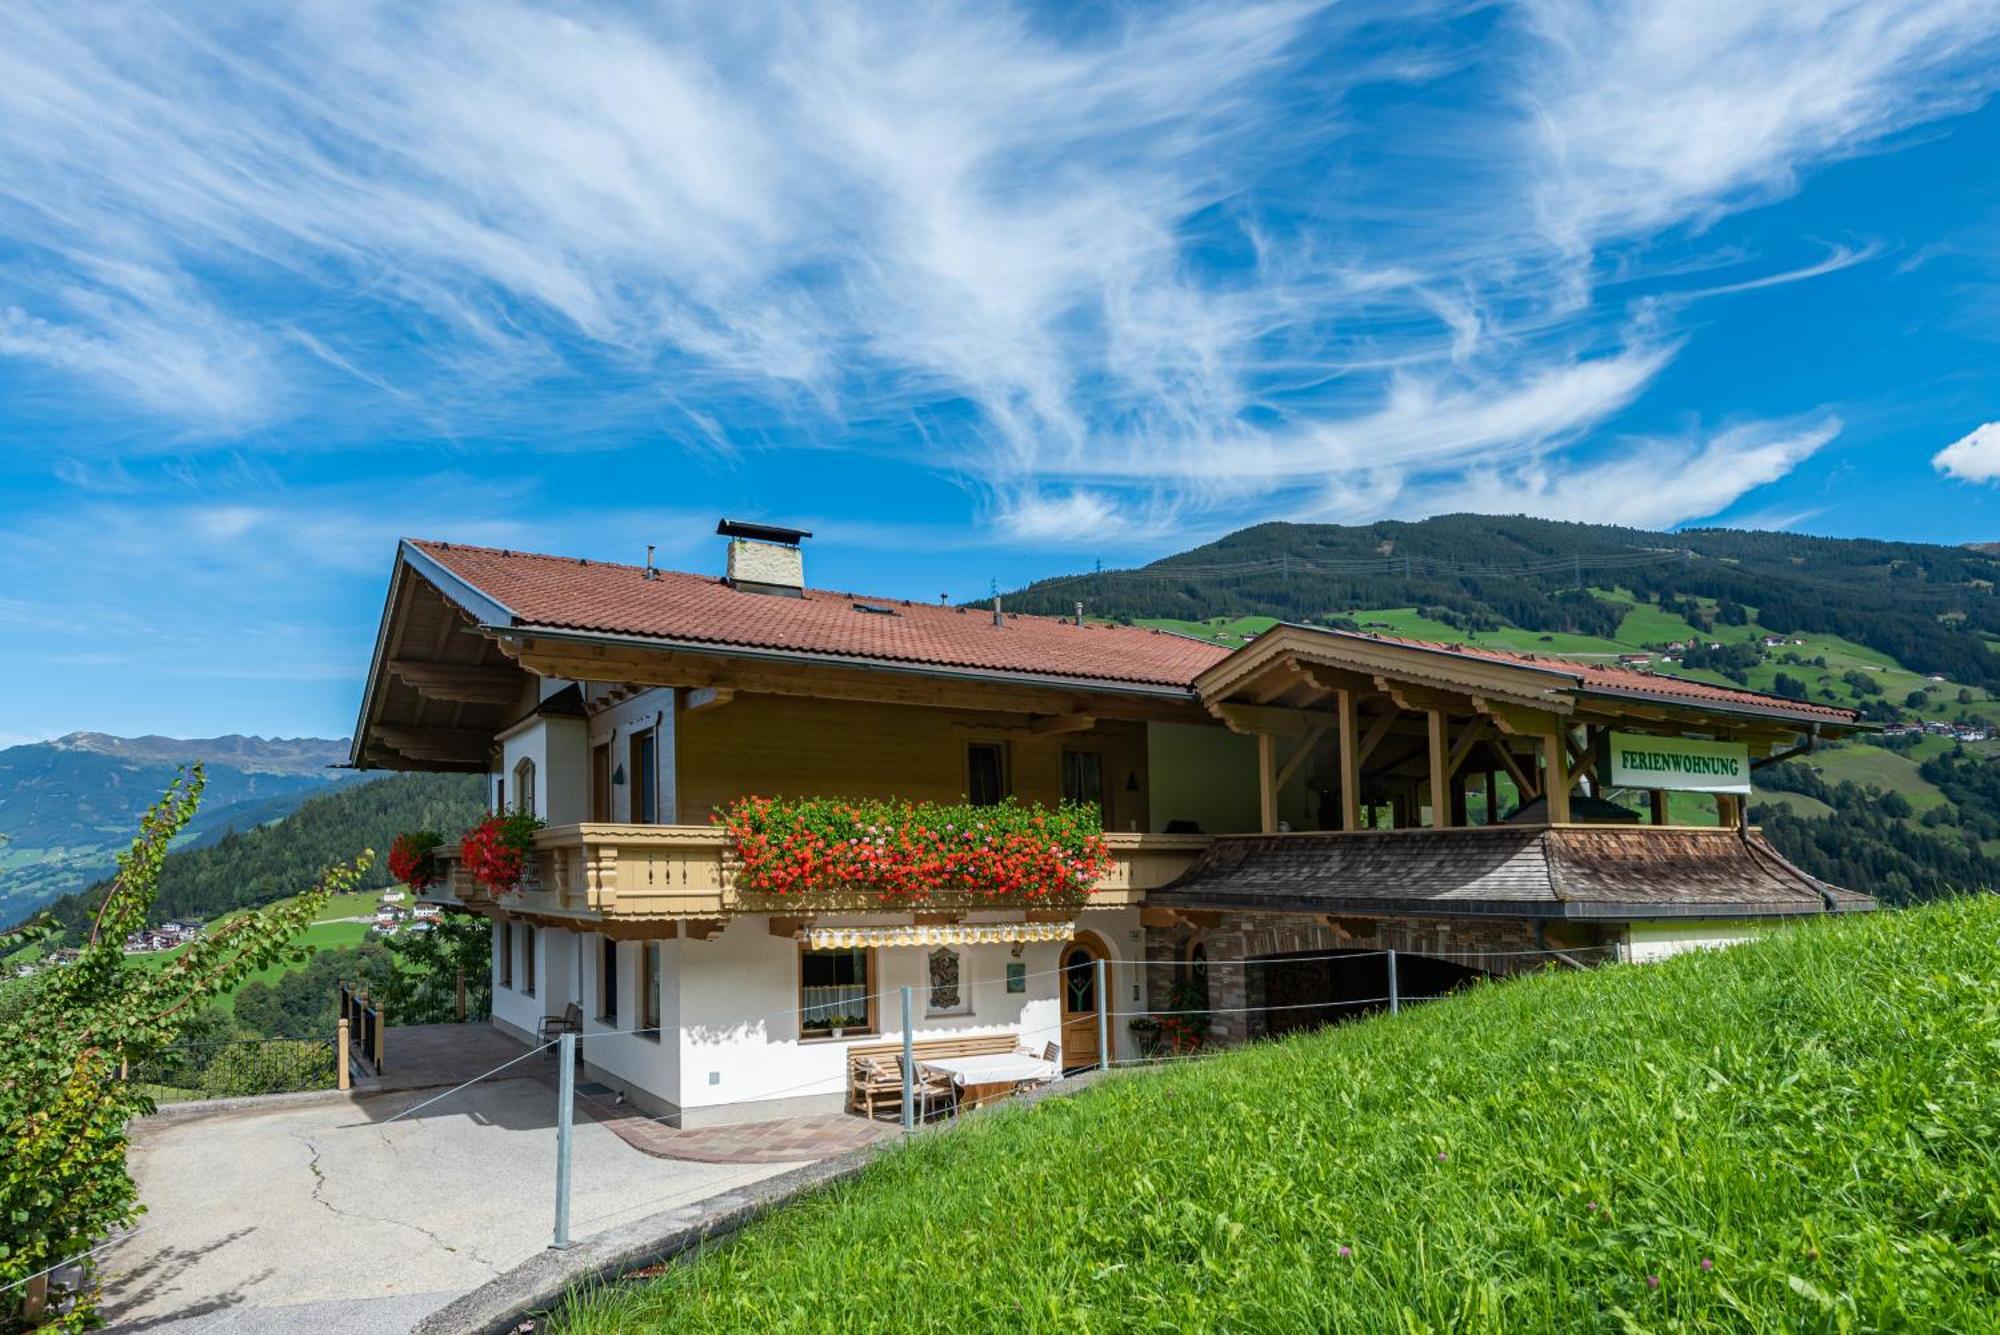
[408,540,1231,691]
[1327,629,1860,724]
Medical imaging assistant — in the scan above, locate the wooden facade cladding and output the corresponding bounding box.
[433,826,1212,923]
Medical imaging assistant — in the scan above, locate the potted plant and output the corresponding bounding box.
[387,830,443,893]
[459,812,544,896]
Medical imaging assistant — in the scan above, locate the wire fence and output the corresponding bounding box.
[19,939,1623,1317]
[122,1035,339,1104]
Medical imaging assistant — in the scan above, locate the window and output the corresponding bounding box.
[927,948,969,1016]
[521,925,537,997]
[799,948,872,1036]
[591,743,612,822]
[1063,947,1097,1012]
[497,920,513,990]
[630,730,658,824]
[494,777,505,815]
[600,937,620,1023]
[966,742,1009,807]
[641,941,663,1038]
[513,758,537,818]
[1062,749,1104,818]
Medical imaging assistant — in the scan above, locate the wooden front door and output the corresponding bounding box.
[1059,937,1107,1071]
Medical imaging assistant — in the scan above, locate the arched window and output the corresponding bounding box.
[512,758,537,818]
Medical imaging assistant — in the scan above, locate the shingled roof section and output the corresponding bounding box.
[1147,826,1867,919]
[1304,627,1860,725]
[409,540,1232,691]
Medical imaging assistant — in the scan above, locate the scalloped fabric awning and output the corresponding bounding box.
[803,921,1076,949]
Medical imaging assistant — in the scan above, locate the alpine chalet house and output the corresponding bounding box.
[350,523,1870,1125]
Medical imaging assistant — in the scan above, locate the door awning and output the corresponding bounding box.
[804,921,1076,949]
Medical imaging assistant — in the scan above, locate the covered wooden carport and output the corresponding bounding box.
[1191,625,1863,834]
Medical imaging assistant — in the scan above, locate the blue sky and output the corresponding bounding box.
[5,0,2000,745]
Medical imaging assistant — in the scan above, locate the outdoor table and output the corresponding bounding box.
[923,1053,1057,1109]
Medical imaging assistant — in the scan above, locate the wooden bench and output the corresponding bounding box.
[846,1034,1020,1119]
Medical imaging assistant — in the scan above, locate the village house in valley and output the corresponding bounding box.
[350,523,1871,1125]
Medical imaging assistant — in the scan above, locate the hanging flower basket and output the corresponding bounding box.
[459,812,544,896]
[387,830,443,892]
[719,796,1112,907]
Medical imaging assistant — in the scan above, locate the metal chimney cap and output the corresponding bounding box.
[716,519,813,545]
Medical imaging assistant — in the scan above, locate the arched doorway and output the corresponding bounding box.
[1059,931,1111,1072]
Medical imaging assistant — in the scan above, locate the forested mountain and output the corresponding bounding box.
[998,515,2000,904]
[0,733,363,920]
[997,516,2000,691]
[29,772,486,941]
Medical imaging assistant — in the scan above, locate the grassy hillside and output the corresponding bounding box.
[556,898,2000,1333]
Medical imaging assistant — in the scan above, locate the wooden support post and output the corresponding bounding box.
[1427,710,1451,829]
[1485,771,1500,823]
[1541,734,1571,824]
[337,1017,351,1092]
[1649,789,1669,826]
[1337,690,1361,833]
[1257,732,1278,834]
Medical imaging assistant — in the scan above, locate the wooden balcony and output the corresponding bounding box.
[431,824,1213,923]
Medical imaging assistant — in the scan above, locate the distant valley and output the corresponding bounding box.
[0,732,363,922]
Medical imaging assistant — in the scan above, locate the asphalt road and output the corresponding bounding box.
[98,1076,796,1332]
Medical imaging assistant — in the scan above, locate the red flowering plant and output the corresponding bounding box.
[387,830,443,893]
[719,796,1113,907]
[459,811,545,896]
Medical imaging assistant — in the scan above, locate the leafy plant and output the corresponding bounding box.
[0,769,368,1330]
[375,914,492,1025]
[459,812,543,895]
[719,796,1111,906]
[386,830,443,892]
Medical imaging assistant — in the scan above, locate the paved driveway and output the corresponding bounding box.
[98,1075,800,1333]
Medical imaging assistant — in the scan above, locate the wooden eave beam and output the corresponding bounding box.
[502,640,1209,725]
[684,686,736,714]
[1473,697,1570,737]
[1446,718,1491,775]
[1211,701,1335,737]
[388,659,524,705]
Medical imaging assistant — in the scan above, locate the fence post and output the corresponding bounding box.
[337,1017,351,1092]
[455,969,467,1022]
[552,1028,575,1250]
[373,1005,386,1072]
[1386,948,1399,1016]
[1096,958,1110,1072]
[900,986,915,1133]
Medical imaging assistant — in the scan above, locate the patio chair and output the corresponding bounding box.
[539,1003,583,1059]
[903,1056,958,1125]
[847,1056,903,1120]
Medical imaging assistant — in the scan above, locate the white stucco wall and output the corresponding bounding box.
[575,933,681,1105]
[1624,919,1770,963]
[489,920,548,1039]
[656,906,1146,1123]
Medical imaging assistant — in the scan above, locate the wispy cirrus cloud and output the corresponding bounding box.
[0,0,1995,546]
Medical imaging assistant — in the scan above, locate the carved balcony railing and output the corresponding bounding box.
[431,825,1212,921]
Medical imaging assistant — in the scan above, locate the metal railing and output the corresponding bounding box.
[123,1036,338,1103]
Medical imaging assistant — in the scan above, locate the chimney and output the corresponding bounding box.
[717,519,812,597]
[992,593,1003,628]
[1074,600,1084,626]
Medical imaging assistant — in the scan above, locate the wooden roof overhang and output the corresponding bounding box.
[349,543,536,771]
[1193,624,1857,754]
[352,544,1213,768]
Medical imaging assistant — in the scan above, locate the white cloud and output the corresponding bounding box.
[1520,0,2000,257]
[1933,421,2000,483]
[0,0,1990,536]
[1336,415,1842,529]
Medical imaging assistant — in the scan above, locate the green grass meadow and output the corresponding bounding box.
[556,898,2000,1333]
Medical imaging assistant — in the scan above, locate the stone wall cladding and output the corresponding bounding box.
[1143,913,1613,1045]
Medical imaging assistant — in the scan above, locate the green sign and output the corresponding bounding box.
[1605,732,1750,794]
